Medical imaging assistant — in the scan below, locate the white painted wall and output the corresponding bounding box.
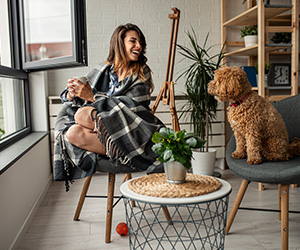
[48,0,225,97]
[0,55,51,250]
[0,137,51,250]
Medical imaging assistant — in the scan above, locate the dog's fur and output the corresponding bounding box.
[208,66,290,165]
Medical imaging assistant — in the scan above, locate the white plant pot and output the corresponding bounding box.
[244,35,258,47]
[164,161,187,184]
[192,149,216,176]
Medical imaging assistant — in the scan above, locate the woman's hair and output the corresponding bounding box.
[106,23,148,81]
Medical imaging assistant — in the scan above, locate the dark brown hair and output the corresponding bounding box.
[106,23,148,81]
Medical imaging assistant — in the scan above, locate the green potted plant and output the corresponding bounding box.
[176,28,224,176]
[271,32,291,44]
[271,32,291,52]
[240,25,258,47]
[254,61,271,87]
[152,127,205,183]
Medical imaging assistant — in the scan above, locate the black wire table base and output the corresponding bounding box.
[123,195,230,250]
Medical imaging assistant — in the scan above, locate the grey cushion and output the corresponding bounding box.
[226,94,300,185]
[96,155,164,174]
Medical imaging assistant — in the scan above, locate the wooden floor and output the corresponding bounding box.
[18,169,300,250]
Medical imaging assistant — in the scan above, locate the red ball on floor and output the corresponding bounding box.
[116,222,128,236]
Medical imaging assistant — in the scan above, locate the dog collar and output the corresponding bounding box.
[230,93,250,107]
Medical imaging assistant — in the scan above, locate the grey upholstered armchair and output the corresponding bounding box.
[225,94,300,250]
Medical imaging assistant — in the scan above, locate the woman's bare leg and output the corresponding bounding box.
[74,106,97,130]
[66,106,106,154]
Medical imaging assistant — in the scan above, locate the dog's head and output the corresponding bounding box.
[208,66,252,102]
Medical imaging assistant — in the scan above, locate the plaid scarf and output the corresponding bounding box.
[53,63,164,190]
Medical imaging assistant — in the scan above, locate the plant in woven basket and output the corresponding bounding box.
[151,127,205,169]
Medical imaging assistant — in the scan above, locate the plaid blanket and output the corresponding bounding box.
[53,63,164,190]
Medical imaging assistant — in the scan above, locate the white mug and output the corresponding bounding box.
[73,76,88,86]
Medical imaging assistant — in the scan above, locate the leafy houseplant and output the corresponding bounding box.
[240,25,258,38]
[176,29,225,152]
[151,127,205,170]
[271,32,291,44]
[254,61,271,74]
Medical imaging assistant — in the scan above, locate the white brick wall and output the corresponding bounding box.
[48,0,224,97]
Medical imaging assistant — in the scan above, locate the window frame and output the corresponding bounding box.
[0,0,30,151]
[0,67,31,151]
[18,0,88,71]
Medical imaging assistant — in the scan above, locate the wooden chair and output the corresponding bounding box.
[225,94,300,250]
[73,157,145,243]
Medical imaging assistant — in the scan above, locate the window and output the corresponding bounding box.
[0,0,87,151]
[19,0,87,71]
[0,0,30,150]
[0,69,30,150]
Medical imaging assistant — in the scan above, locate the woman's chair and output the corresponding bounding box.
[225,94,300,250]
[73,157,146,243]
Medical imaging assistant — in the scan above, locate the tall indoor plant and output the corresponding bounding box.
[177,28,225,175]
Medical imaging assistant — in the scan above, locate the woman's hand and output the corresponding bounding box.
[67,78,94,102]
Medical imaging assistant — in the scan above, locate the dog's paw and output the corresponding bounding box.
[247,157,262,165]
[266,153,290,161]
[232,151,246,159]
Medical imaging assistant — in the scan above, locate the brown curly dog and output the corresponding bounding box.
[208,66,290,165]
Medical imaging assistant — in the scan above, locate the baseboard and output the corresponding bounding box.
[10,175,52,250]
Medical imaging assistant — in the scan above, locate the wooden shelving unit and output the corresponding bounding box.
[221,0,299,100]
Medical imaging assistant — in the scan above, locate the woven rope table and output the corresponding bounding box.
[128,173,222,198]
[120,174,232,250]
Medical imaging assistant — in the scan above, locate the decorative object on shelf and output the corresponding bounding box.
[177,28,225,176]
[151,127,205,183]
[208,66,290,165]
[254,61,271,87]
[0,128,4,139]
[240,25,258,47]
[242,66,257,87]
[268,63,291,86]
[271,32,291,51]
[271,32,291,44]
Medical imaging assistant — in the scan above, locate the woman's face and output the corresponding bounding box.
[123,30,142,62]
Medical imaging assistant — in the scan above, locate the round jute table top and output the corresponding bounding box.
[128,173,222,198]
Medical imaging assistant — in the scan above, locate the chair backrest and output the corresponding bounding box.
[273,94,300,142]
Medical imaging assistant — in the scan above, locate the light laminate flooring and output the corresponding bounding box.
[18,169,300,250]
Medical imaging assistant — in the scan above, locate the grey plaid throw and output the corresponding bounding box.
[53,63,164,190]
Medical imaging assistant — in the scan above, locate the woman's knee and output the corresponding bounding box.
[74,106,96,128]
[66,125,84,147]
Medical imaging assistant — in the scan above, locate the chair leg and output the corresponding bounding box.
[105,173,115,243]
[226,179,250,235]
[280,184,289,250]
[122,173,132,183]
[258,182,265,190]
[278,184,281,220]
[73,176,93,221]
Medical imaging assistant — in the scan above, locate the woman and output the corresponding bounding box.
[54,24,164,190]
